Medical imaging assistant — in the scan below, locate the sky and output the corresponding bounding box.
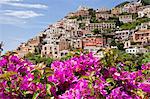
[0,0,129,53]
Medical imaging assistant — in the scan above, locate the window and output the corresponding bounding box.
[55,52,57,54]
[56,42,59,44]
[61,53,64,56]
[45,47,47,50]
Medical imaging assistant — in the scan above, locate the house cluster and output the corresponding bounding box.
[15,0,150,58]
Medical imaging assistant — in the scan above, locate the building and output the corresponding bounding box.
[96,8,110,13]
[125,47,148,54]
[41,37,70,59]
[83,36,104,52]
[137,22,150,30]
[111,7,123,15]
[95,8,112,20]
[96,13,113,21]
[115,30,135,41]
[133,29,150,44]
[67,6,90,19]
[70,38,83,50]
[122,1,142,13]
[119,15,133,23]
[16,36,42,57]
[138,5,150,18]
[85,22,116,31]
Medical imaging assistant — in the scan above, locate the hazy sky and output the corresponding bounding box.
[0,0,128,52]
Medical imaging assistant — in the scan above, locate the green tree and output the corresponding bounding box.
[24,53,53,65]
[92,28,100,34]
[142,52,150,64]
[117,42,124,51]
[77,15,83,21]
[110,39,117,46]
[141,0,150,5]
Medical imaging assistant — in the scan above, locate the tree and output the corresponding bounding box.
[88,8,96,17]
[110,39,117,46]
[79,23,85,29]
[141,0,150,5]
[117,42,124,51]
[92,28,100,34]
[141,52,150,64]
[24,53,53,65]
[77,15,83,21]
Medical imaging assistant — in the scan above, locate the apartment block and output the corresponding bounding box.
[115,30,135,41]
[86,22,116,31]
[119,15,133,23]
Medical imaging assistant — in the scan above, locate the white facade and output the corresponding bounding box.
[70,38,82,49]
[115,30,134,40]
[84,46,101,53]
[138,6,150,18]
[125,47,148,54]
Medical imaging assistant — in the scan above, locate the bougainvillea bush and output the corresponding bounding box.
[0,53,150,99]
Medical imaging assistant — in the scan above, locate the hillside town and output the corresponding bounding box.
[0,0,150,98]
[15,0,150,59]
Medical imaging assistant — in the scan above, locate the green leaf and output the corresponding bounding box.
[7,81,11,86]
[22,91,33,96]
[32,92,39,99]
[5,87,11,92]
[124,66,129,71]
[106,78,114,83]
[80,75,89,80]
[45,67,54,73]
[0,71,17,79]
[88,83,94,96]
[46,84,51,95]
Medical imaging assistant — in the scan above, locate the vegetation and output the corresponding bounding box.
[120,18,150,30]
[110,40,124,51]
[79,23,85,29]
[141,0,150,5]
[68,16,78,19]
[92,28,101,34]
[0,51,150,98]
[88,8,96,17]
[90,17,99,23]
[77,15,84,21]
[24,52,53,66]
[101,48,150,68]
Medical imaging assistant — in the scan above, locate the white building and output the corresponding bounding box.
[138,5,150,18]
[125,47,148,54]
[115,30,135,41]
